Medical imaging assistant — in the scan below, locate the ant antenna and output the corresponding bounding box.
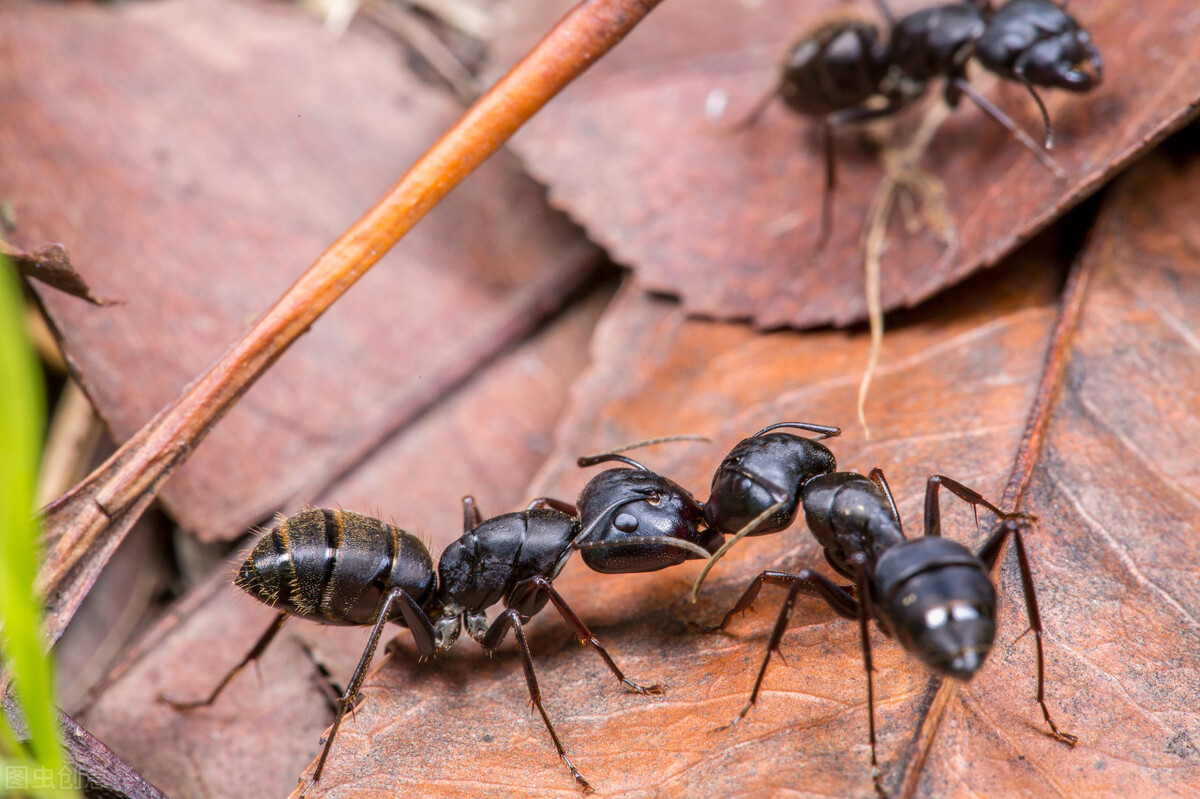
[752,422,842,440]
[690,502,787,603]
[871,0,897,26]
[577,434,711,469]
[577,453,651,471]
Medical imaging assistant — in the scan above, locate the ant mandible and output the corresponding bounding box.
[690,422,1077,796]
[743,0,1102,246]
[162,442,720,795]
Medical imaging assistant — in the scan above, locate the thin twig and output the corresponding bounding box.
[857,101,956,438]
[34,0,667,651]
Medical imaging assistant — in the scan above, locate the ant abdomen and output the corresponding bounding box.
[779,19,891,118]
[235,508,436,626]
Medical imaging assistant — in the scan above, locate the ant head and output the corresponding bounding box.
[705,424,839,538]
[875,537,997,680]
[976,0,1103,92]
[575,468,717,574]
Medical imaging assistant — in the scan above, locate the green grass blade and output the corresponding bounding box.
[0,254,74,795]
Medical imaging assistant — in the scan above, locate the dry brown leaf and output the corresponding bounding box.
[495,0,1200,327]
[257,143,1197,796]
[281,241,1069,796]
[2,241,113,305]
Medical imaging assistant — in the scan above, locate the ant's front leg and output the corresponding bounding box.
[719,570,857,730]
[976,518,1078,747]
[922,473,1032,539]
[706,570,856,633]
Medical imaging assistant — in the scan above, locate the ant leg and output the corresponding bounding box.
[296,638,344,717]
[867,467,903,533]
[513,575,663,694]
[950,78,1068,179]
[813,98,912,250]
[722,570,858,729]
[525,496,579,516]
[976,519,1078,747]
[304,586,411,794]
[710,570,856,633]
[817,119,836,251]
[849,555,886,799]
[159,611,288,709]
[480,608,593,792]
[462,496,484,532]
[732,82,779,130]
[1013,70,1055,148]
[393,589,439,656]
[922,473,1030,539]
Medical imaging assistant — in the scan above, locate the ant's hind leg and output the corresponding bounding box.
[303,585,434,793]
[159,611,288,710]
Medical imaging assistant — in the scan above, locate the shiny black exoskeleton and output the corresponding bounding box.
[426,456,717,791]
[163,459,720,795]
[692,423,1077,796]
[741,18,920,247]
[881,0,1102,149]
[161,509,442,797]
[748,0,1102,244]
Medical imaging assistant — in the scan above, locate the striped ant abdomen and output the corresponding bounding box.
[235,508,436,626]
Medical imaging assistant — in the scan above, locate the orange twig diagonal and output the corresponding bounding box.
[34,0,665,649]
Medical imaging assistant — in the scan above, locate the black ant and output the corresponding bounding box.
[744,0,1102,246]
[690,422,1077,796]
[162,445,721,795]
[880,0,1102,151]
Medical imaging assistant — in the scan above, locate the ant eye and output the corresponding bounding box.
[614,512,639,533]
[734,476,754,497]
